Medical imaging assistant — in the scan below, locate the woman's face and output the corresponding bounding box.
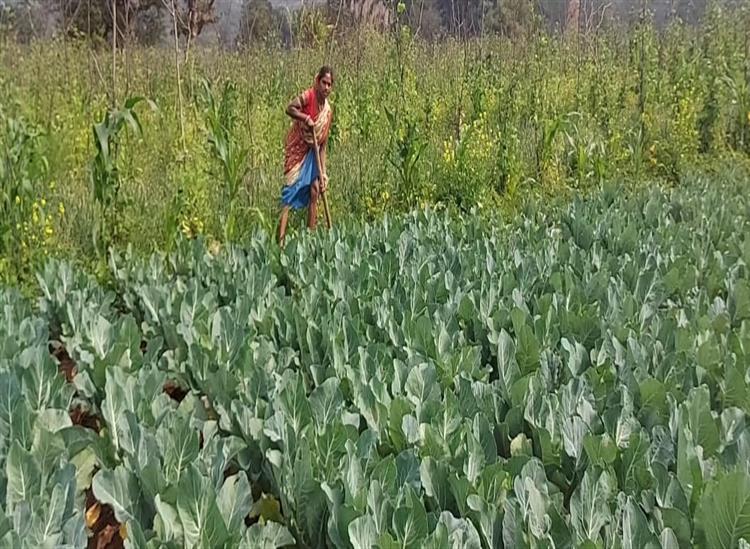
[316,73,333,100]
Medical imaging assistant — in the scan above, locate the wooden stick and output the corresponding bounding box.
[311,125,332,230]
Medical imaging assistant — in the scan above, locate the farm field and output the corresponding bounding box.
[2,2,750,548]
[1,167,749,547]
[1,6,750,286]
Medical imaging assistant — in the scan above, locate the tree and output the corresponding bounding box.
[0,1,19,40]
[177,0,217,40]
[406,0,444,40]
[3,0,56,42]
[485,0,537,38]
[440,0,484,37]
[565,0,580,32]
[322,0,391,35]
[103,0,163,43]
[237,0,280,46]
[53,0,164,45]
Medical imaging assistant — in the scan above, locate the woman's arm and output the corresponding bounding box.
[286,92,313,127]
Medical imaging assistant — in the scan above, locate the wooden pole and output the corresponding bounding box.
[112,0,117,107]
[312,125,332,230]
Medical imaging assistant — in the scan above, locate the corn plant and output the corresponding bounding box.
[198,77,251,242]
[721,70,750,154]
[0,107,48,282]
[532,112,570,186]
[563,114,608,186]
[385,106,428,209]
[90,96,155,257]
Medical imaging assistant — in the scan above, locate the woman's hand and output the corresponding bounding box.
[320,173,329,193]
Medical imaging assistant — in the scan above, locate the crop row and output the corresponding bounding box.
[1,172,749,547]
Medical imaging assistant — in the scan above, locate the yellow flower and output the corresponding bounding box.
[15,196,20,204]
[41,199,47,207]
[58,203,65,216]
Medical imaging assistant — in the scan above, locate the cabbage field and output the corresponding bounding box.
[1,170,750,548]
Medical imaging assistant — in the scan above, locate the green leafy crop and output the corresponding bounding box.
[1,170,750,548]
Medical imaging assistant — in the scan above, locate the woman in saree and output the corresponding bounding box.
[276,66,334,247]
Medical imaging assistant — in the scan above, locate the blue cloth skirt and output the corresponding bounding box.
[281,150,319,210]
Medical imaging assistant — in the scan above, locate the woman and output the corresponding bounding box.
[277,66,334,247]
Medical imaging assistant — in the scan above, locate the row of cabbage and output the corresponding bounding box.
[1,172,749,548]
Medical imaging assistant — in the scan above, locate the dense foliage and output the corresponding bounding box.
[0,167,749,547]
[0,5,749,284]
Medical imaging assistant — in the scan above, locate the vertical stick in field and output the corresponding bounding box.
[112,0,117,107]
[168,0,187,153]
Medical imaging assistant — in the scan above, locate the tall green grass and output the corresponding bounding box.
[0,5,749,285]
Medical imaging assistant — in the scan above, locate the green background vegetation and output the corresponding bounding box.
[0,3,748,287]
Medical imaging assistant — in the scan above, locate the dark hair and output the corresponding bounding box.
[317,65,334,82]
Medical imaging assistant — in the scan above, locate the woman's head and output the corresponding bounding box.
[315,65,334,99]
